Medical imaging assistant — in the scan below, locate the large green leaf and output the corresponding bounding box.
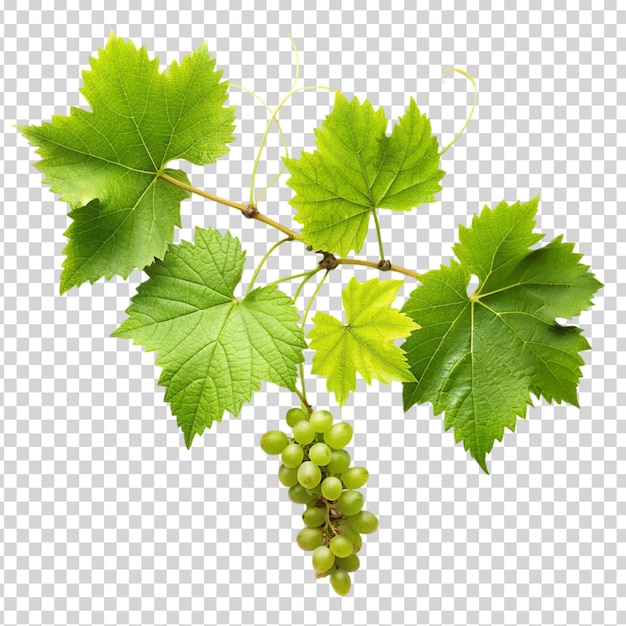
[113,228,306,447]
[401,198,602,472]
[19,34,235,292]
[308,277,419,405]
[284,92,445,256]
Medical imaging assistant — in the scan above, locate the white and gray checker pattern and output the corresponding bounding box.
[1,2,623,625]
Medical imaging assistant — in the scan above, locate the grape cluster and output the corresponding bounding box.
[260,407,378,596]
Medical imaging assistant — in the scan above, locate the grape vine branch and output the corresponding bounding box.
[18,34,601,596]
[158,170,421,278]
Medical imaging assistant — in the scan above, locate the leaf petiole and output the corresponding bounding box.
[246,237,291,295]
[301,270,329,330]
[269,267,322,289]
[292,267,321,302]
[371,209,386,262]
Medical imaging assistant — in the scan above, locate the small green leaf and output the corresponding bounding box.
[308,277,419,406]
[113,227,306,447]
[401,198,602,473]
[19,34,235,291]
[284,93,444,256]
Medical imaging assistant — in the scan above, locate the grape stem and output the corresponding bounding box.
[293,386,311,412]
[294,270,329,408]
[322,497,340,540]
[158,172,421,279]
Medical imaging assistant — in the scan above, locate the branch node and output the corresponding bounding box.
[377,259,392,271]
[243,204,258,219]
[318,252,339,271]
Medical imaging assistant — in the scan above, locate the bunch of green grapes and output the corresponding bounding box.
[260,407,379,596]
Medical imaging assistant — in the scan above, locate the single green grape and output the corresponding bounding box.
[259,430,289,455]
[334,520,358,543]
[347,510,379,534]
[341,466,369,489]
[281,443,304,468]
[330,568,351,596]
[297,461,321,489]
[296,527,324,551]
[292,421,315,445]
[321,476,343,501]
[306,483,323,496]
[324,422,353,449]
[312,545,335,573]
[335,553,360,573]
[288,484,315,505]
[317,565,335,578]
[286,407,307,428]
[336,490,364,516]
[278,464,299,487]
[302,506,326,528]
[329,534,353,558]
[309,409,333,433]
[326,449,351,475]
[308,442,332,466]
[334,521,362,552]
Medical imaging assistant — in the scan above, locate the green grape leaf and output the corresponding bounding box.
[18,34,235,292]
[112,227,306,448]
[284,93,445,256]
[308,277,419,406]
[401,198,602,473]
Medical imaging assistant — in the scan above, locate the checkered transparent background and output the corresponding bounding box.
[1,2,624,625]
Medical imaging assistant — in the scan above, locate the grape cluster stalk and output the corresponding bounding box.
[260,407,378,596]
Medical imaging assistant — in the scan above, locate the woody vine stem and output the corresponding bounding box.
[158,170,421,279]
